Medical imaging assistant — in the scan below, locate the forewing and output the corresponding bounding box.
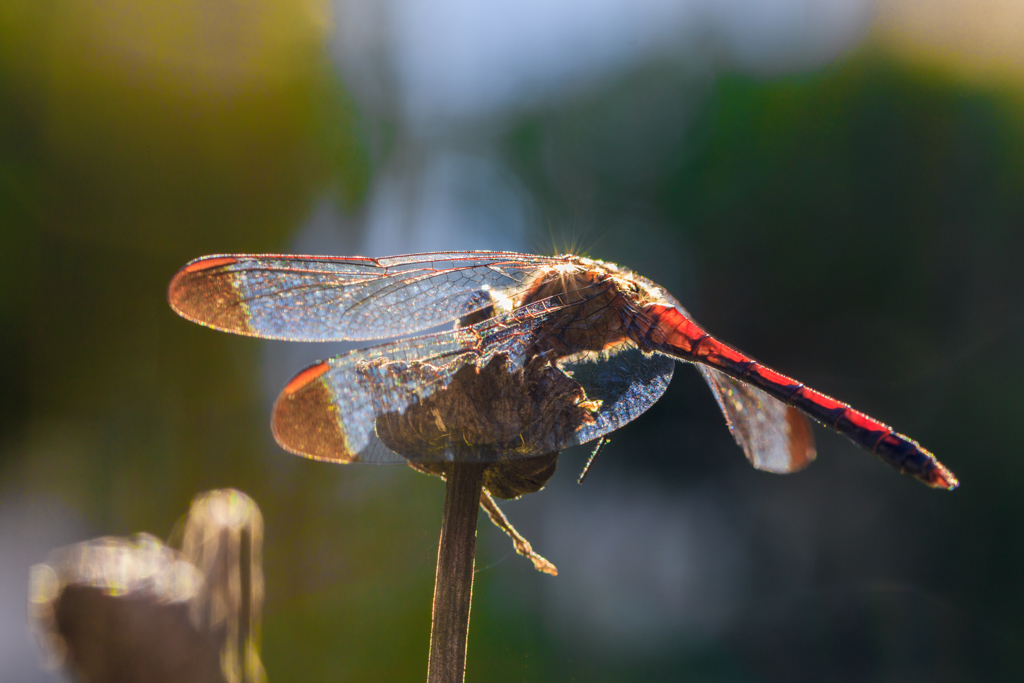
[168,251,565,341]
[698,366,816,473]
[271,298,557,464]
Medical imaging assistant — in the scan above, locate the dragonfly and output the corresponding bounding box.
[168,251,958,491]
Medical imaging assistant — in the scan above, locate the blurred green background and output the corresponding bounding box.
[2,0,1023,681]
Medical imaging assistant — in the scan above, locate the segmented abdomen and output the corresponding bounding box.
[639,304,958,490]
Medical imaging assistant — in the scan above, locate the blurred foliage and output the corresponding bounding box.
[0,0,367,480]
[2,4,1024,677]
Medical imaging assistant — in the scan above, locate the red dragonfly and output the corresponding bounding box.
[168,251,957,490]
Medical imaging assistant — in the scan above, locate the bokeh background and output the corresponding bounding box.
[2,0,1024,680]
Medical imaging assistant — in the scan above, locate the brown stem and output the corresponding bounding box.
[427,463,487,683]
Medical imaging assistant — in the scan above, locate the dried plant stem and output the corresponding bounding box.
[427,462,487,683]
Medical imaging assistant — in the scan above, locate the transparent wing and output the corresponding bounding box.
[168,251,567,341]
[270,298,562,464]
[657,293,816,475]
[561,346,675,447]
[270,296,673,465]
[698,366,816,473]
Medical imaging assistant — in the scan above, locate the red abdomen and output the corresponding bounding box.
[639,304,958,490]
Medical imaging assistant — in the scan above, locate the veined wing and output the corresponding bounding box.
[168,251,568,342]
[699,366,816,474]
[553,266,680,446]
[659,297,815,475]
[271,297,561,464]
[560,346,674,448]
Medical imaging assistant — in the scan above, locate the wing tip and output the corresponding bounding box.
[784,407,817,472]
[182,255,239,274]
[272,364,356,464]
[167,256,251,335]
[282,361,330,395]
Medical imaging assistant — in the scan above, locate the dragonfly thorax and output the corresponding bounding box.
[516,259,661,359]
